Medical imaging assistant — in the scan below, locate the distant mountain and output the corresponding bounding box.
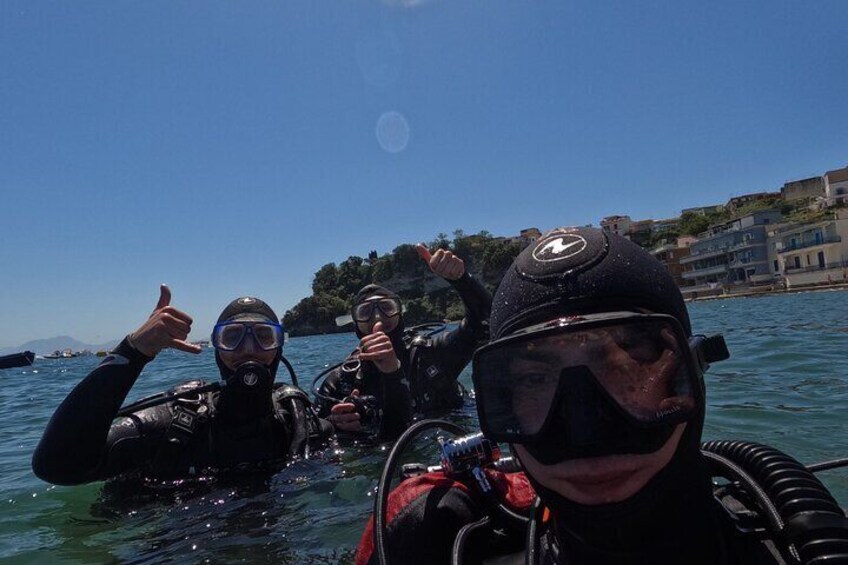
[0,336,121,356]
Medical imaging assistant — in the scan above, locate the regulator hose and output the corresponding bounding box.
[702,440,848,565]
[451,516,491,565]
[375,419,467,565]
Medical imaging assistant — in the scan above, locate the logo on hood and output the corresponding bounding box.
[237,297,256,305]
[532,234,587,262]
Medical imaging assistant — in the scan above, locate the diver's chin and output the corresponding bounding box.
[515,424,687,506]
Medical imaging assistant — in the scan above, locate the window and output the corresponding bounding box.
[773,260,779,272]
[794,256,801,269]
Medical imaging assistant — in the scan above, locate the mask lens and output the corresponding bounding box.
[214,324,247,351]
[377,298,401,318]
[252,323,282,350]
[473,317,697,442]
[352,302,375,322]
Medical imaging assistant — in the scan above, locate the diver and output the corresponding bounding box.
[316,244,492,440]
[356,226,848,565]
[32,286,332,485]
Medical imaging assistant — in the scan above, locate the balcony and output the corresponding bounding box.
[777,235,842,254]
[728,258,767,268]
[682,264,728,279]
[680,247,731,264]
[785,260,848,274]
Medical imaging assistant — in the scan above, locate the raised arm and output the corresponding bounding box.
[32,285,201,485]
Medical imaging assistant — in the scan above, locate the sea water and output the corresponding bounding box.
[1,290,846,563]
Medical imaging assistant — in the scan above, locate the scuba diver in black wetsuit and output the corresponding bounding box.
[32,286,332,486]
[315,244,492,441]
[357,226,848,565]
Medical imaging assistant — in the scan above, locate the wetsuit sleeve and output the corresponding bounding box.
[428,272,492,379]
[31,337,155,485]
[355,473,480,565]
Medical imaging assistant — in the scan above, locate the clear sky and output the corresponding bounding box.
[1,0,846,347]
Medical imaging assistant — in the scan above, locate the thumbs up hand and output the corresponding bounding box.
[128,284,203,358]
[358,321,401,374]
[416,244,465,281]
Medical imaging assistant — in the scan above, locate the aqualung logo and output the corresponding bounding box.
[532,234,587,262]
[242,371,259,386]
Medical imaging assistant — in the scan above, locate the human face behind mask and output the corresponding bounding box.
[473,311,701,506]
[513,425,686,506]
[214,321,281,370]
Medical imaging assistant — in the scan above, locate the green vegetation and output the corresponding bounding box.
[679,209,730,236]
[283,231,524,336]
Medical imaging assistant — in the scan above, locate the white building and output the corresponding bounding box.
[600,215,632,238]
[823,167,848,207]
[771,209,848,287]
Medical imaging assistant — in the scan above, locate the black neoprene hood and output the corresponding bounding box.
[489,226,692,339]
[216,297,278,325]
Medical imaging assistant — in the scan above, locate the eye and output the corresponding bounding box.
[220,325,244,347]
[254,325,274,343]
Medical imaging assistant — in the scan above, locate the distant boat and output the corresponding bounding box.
[44,349,79,359]
[0,351,35,370]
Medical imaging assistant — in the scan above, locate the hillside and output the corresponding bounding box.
[282,230,526,336]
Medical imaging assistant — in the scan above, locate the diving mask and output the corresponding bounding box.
[212,321,284,351]
[472,312,728,464]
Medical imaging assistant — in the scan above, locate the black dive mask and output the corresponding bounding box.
[225,361,273,391]
[472,312,728,465]
[522,366,679,464]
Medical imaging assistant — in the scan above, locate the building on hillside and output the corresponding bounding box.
[823,167,848,208]
[781,176,823,202]
[771,209,848,287]
[682,205,724,217]
[600,215,632,238]
[651,217,681,234]
[499,227,543,248]
[679,210,783,297]
[725,192,780,215]
[652,239,692,287]
[677,235,697,248]
[628,219,655,247]
[519,228,542,244]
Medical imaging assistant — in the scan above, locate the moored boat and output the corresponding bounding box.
[0,351,35,369]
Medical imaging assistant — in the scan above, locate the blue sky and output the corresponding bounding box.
[1,0,846,347]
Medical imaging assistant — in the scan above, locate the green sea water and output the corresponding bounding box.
[1,290,846,563]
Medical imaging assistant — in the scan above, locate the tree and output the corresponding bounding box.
[392,243,423,276]
[312,263,339,295]
[679,212,710,237]
[337,256,369,297]
[371,256,394,283]
[429,233,450,250]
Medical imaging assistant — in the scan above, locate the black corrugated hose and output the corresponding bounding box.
[702,440,848,565]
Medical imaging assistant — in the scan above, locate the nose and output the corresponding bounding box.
[240,329,260,352]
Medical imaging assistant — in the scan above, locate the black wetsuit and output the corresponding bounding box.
[316,272,492,438]
[32,338,331,486]
[355,469,788,565]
